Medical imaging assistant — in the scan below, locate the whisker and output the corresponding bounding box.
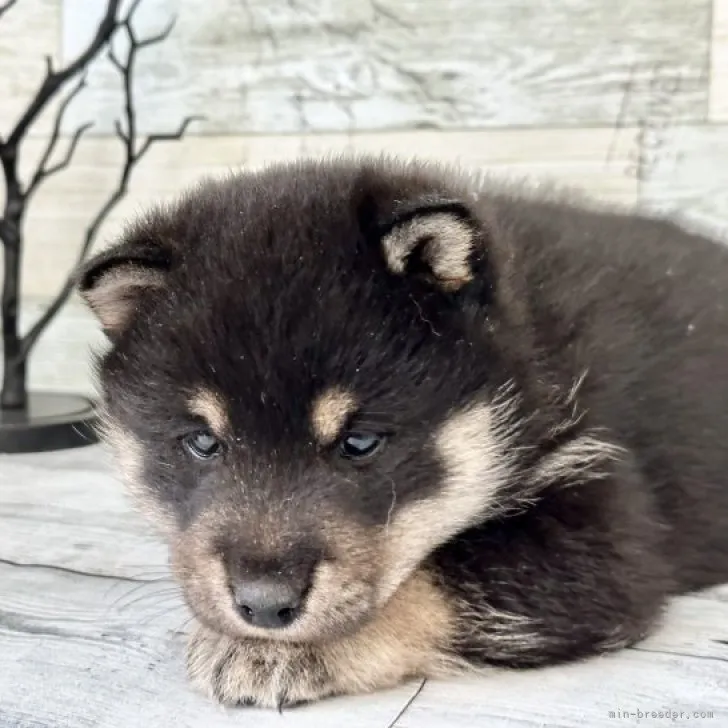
[108,586,182,613]
[104,575,175,602]
[384,475,397,533]
[136,602,190,629]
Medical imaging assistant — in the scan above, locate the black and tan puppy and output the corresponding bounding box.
[78,156,728,709]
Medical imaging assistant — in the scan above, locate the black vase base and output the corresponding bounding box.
[0,392,99,454]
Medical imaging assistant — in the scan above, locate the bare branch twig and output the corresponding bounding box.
[108,47,125,73]
[42,123,94,178]
[137,18,175,49]
[0,0,17,21]
[19,5,201,360]
[114,119,129,145]
[1,0,124,407]
[125,0,144,22]
[137,116,202,157]
[3,0,122,149]
[0,0,18,146]
[25,76,92,199]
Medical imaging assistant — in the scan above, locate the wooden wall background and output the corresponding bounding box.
[2,0,728,393]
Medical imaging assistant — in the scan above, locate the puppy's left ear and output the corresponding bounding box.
[379,198,484,292]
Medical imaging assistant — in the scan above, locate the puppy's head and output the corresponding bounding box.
[78,157,533,643]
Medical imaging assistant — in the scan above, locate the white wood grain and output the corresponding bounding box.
[0,565,421,728]
[710,0,728,120]
[0,0,61,137]
[0,445,154,578]
[639,124,728,238]
[398,645,728,728]
[0,447,726,727]
[60,0,711,135]
[14,298,106,399]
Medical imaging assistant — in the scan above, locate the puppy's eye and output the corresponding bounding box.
[182,430,222,460]
[339,432,384,461]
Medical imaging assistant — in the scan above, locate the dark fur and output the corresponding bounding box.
[78,156,728,705]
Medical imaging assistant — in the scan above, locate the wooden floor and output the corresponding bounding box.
[1,445,727,728]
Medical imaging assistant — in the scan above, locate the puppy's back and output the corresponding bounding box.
[494,193,728,589]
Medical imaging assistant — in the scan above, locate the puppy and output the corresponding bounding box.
[78,156,728,709]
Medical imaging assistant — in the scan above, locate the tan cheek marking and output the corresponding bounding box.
[322,569,465,691]
[99,415,176,534]
[188,388,230,436]
[170,531,244,637]
[310,387,357,446]
[295,516,380,638]
[377,396,519,605]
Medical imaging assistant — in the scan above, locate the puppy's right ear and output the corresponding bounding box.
[77,236,174,336]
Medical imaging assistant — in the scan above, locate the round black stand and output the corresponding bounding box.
[0,392,99,454]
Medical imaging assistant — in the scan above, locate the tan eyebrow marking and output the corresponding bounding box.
[311,387,358,445]
[188,388,230,436]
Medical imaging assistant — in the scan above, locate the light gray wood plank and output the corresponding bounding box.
[0,445,160,578]
[399,647,728,728]
[61,0,711,135]
[642,589,728,659]
[14,298,106,399]
[639,125,728,239]
[0,563,421,728]
[710,0,728,120]
[0,0,61,136]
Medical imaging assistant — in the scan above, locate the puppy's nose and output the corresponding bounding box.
[232,576,306,629]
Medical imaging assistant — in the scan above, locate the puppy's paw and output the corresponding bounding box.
[186,570,461,709]
[187,626,337,709]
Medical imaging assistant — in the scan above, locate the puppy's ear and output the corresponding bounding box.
[379,198,484,292]
[77,236,173,336]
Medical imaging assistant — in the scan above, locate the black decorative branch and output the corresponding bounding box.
[25,75,93,201]
[0,0,198,410]
[6,3,120,150]
[0,0,17,22]
[20,8,201,361]
[0,0,123,409]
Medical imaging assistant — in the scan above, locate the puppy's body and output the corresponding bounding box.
[79,157,728,708]
[482,197,728,593]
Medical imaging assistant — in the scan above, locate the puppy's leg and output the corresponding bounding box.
[435,460,674,668]
[187,570,461,709]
